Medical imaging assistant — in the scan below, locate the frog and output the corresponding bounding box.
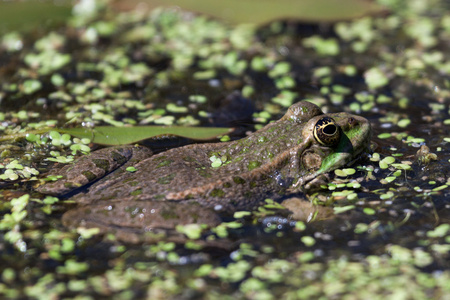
[36,101,371,242]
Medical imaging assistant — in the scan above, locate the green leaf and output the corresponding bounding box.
[364,67,389,90]
[0,1,72,34]
[363,207,376,215]
[333,205,355,214]
[60,126,232,145]
[145,0,385,25]
[22,79,42,94]
[234,211,252,218]
[377,133,391,139]
[126,166,137,173]
[301,236,316,246]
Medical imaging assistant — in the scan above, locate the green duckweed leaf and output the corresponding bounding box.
[22,79,42,94]
[363,207,376,215]
[364,67,389,90]
[126,166,137,173]
[301,236,316,247]
[60,126,232,145]
[377,133,391,139]
[380,191,394,200]
[234,211,252,218]
[427,224,449,238]
[333,205,355,214]
[146,0,385,25]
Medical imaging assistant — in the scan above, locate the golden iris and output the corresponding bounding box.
[313,117,340,146]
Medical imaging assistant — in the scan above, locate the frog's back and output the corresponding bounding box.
[73,143,286,211]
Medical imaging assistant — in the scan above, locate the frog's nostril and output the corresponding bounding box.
[348,117,356,125]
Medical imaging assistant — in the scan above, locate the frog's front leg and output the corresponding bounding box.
[303,173,330,192]
[36,146,153,196]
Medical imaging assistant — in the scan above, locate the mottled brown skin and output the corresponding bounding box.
[37,101,371,239]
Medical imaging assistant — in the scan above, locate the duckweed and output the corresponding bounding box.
[22,79,42,94]
[247,161,261,171]
[125,166,137,172]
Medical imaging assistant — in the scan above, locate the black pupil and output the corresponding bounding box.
[323,124,336,135]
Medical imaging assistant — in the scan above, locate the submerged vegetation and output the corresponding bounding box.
[0,0,449,298]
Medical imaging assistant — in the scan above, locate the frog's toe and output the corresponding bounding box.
[303,173,330,192]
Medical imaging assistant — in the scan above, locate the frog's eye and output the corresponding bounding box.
[313,117,340,147]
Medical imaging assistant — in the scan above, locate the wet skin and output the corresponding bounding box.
[37,101,371,240]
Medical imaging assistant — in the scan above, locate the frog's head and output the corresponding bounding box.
[299,109,372,178]
[283,101,371,187]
